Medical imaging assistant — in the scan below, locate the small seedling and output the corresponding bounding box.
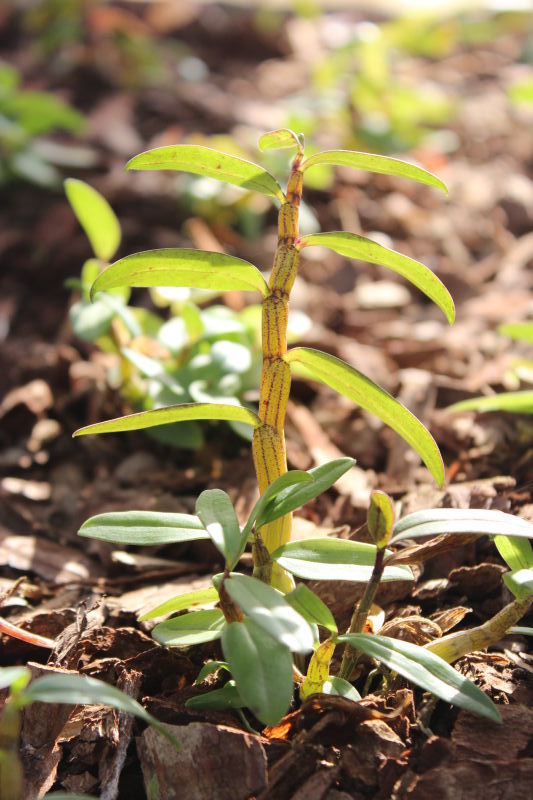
[71,132,533,727]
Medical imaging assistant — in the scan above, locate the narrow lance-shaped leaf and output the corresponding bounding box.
[139,587,219,622]
[300,232,454,324]
[447,391,533,415]
[256,457,356,528]
[91,249,269,301]
[65,178,121,261]
[73,402,261,438]
[301,150,447,194]
[338,633,501,723]
[391,508,533,544]
[222,619,293,726]
[185,681,245,712]
[196,489,242,569]
[272,538,413,582]
[126,145,285,202]
[22,673,179,746]
[494,534,533,573]
[152,608,225,647]
[286,348,444,487]
[241,469,314,541]
[224,574,314,653]
[504,568,533,601]
[78,510,208,546]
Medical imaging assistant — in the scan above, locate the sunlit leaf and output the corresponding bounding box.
[224,574,314,652]
[447,391,533,415]
[503,568,533,601]
[301,150,447,193]
[222,619,293,725]
[256,458,356,528]
[185,680,245,711]
[272,538,413,582]
[494,535,533,573]
[338,633,500,723]
[78,510,208,546]
[300,232,454,324]
[23,673,179,746]
[64,178,121,261]
[73,402,261,437]
[91,249,269,300]
[152,608,225,647]
[368,490,394,549]
[196,489,242,568]
[127,145,285,201]
[69,299,114,342]
[258,129,301,151]
[242,470,313,541]
[392,508,533,544]
[139,587,219,621]
[286,348,444,487]
[322,677,361,701]
[285,584,338,636]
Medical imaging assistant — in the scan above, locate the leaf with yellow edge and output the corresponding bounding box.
[126,145,285,202]
[300,232,454,324]
[301,150,447,194]
[91,249,269,300]
[285,347,444,487]
[73,402,261,437]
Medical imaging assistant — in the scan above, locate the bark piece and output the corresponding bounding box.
[138,722,268,800]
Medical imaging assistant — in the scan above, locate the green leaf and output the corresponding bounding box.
[368,490,394,549]
[322,677,361,701]
[23,673,179,746]
[301,150,447,193]
[73,401,261,437]
[242,470,314,541]
[392,508,533,544]
[195,660,230,683]
[91,249,269,301]
[224,574,314,653]
[284,584,338,636]
[507,626,533,636]
[152,608,225,647]
[286,348,444,487]
[185,680,245,712]
[258,129,301,151]
[503,568,533,601]
[196,489,242,569]
[300,232,454,324]
[64,179,121,261]
[0,666,30,692]
[494,535,533,573]
[78,510,208,546]
[222,619,293,726]
[338,633,501,723]
[272,538,413,582]
[256,458,356,528]
[139,587,219,621]
[499,322,533,345]
[126,145,285,201]
[447,391,533,415]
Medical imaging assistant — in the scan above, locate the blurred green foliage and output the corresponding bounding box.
[0,61,85,186]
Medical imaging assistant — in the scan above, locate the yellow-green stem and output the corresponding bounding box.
[251,156,303,590]
[425,594,533,663]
